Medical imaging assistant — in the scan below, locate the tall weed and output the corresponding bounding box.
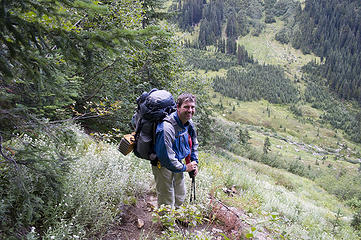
[44,125,153,238]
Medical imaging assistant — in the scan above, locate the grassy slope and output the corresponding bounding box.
[210,91,360,175]
[174,13,360,239]
[198,150,358,239]
[236,19,318,80]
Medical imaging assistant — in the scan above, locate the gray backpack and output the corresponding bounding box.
[132,89,176,160]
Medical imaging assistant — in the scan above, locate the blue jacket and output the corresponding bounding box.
[154,112,199,172]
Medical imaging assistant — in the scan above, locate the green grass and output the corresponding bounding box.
[198,150,359,239]
[237,19,319,79]
[209,89,361,168]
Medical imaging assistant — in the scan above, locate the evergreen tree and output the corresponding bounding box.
[213,64,298,104]
[236,44,254,66]
[178,0,204,30]
[142,0,169,28]
[226,38,237,55]
[239,128,251,145]
[263,137,271,154]
[236,10,250,36]
[226,10,239,39]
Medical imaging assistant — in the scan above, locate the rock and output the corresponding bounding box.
[212,228,223,233]
[137,218,144,229]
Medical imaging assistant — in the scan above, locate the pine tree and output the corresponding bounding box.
[263,137,271,154]
[226,10,239,39]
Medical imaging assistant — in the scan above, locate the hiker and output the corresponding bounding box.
[152,93,199,208]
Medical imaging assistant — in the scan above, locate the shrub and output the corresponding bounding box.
[0,123,77,238]
[207,118,239,151]
[44,125,153,239]
[351,210,361,231]
[0,123,153,239]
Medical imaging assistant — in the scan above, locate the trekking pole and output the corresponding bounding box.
[189,171,196,202]
[186,134,196,202]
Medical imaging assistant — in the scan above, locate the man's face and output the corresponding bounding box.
[177,100,196,124]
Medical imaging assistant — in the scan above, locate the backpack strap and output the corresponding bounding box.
[150,118,173,166]
[152,118,172,146]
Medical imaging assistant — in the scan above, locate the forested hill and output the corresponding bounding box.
[172,0,361,144]
[289,0,361,102]
[174,0,361,104]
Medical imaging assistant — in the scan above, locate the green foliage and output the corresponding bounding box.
[287,159,307,177]
[225,10,239,39]
[152,204,209,239]
[250,19,265,36]
[241,0,263,20]
[315,170,361,202]
[351,209,361,231]
[142,0,170,28]
[176,0,205,31]
[6,124,153,239]
[0,0,186,137]
[239,128,251,145]
[0,122,155,239]
[0,122,77,238]
[226,37,237,55]
[153,204,203,230]
[43,130,152,238]
[0,0,208,238]
[236,45,254,66]
[177,0,269,49]
[156,229,214,240]
[206,117,239,151]
[289,104,303,117]
[275,27,290,44]
[274,0,299,17]
[202,149,359,239]
[213,65,299,104]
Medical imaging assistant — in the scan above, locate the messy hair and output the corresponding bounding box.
[176,93,196,107]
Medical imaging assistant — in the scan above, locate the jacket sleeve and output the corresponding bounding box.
[155,121,186,173]
[188,122,199,163]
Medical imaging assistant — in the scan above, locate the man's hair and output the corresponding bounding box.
[177,93,196,107]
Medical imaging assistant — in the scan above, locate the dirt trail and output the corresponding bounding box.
[102,191,275,240]
[103,193,161,240]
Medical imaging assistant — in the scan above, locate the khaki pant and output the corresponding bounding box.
[152,165,186,208]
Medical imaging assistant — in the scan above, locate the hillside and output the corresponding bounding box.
[8,124,357,239]
[169,0,361,238]
[1,0,361,239]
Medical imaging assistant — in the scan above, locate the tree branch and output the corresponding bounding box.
[0,134,19,170]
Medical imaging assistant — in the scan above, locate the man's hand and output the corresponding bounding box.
[185,161,197,172]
